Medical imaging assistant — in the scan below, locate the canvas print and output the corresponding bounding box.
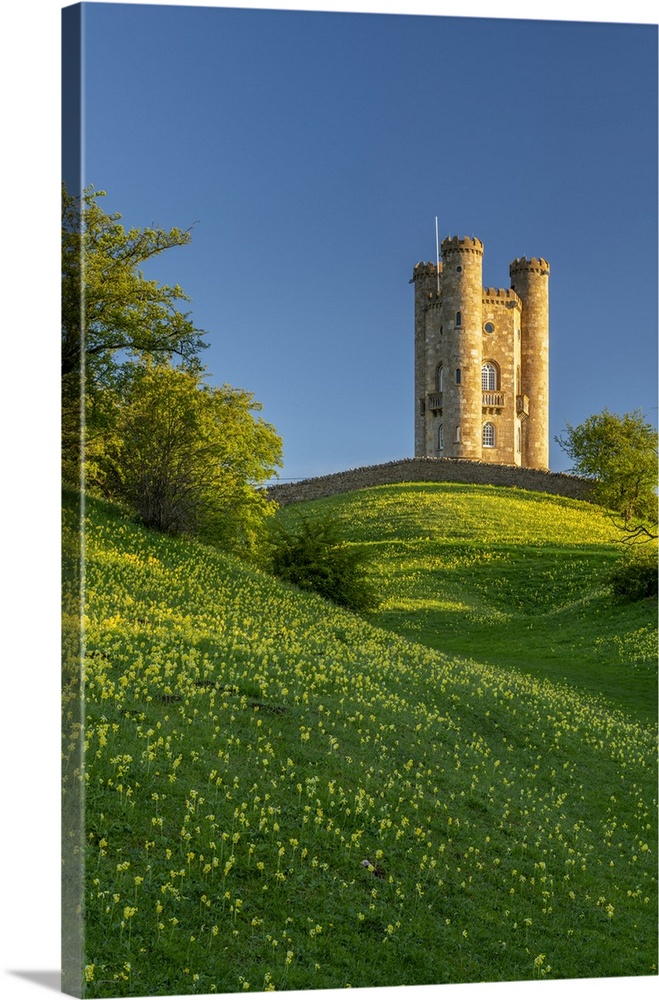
[61,2,658,997]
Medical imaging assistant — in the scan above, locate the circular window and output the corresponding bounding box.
[483,321,495,334]
[455,265,462,273]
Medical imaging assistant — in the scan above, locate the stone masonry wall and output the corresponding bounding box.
[265,458,593,506]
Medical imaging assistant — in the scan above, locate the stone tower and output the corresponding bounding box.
[412,235,549,469]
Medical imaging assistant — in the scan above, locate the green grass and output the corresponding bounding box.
[275,483,657,722]
[64,486,658,996]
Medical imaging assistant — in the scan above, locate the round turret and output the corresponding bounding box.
[412,262,443,455]
[439,237,484,460]
[509,256,550,469]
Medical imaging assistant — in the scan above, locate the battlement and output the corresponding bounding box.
[411,261,442,283]
[413,261,440,275]
[483,286,519,299]
[441,235,484,256]
[510,256,550,275]
[483,287,521,308]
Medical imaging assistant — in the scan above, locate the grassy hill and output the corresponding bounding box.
[65,486,657,997]
[275,483,657,722]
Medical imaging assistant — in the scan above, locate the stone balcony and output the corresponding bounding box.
[427,390,523,412]
[482,391,505,409]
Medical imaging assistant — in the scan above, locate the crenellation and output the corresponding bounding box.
[442,235,484,252]
[483,287,519,303]
[412,261,442,280]
[510,256,550,275]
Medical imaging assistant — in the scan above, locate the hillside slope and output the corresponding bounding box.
[65,492,657,995]
[275,483,657,721]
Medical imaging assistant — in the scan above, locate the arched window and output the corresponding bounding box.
[438,424,444,450]
[455,425,461,443]
[436,364,444,392]
[481,362,497,391]
[483,422,495,448]
[456,311,462,327]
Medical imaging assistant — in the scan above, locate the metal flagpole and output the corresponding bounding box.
[435,216,440,293]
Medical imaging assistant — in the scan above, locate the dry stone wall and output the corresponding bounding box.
[265,458,593,506]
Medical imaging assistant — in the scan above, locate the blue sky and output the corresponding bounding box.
[66,1,658,480]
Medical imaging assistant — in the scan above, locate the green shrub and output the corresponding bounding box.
[608,550,658,602]
[269,515,378,612]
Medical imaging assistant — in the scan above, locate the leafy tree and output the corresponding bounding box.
[62,184,208,485]
[556,409,658,541]
[89,363,282,558]
[269,515,378,611]
[62,184,207,390]
[62,184,284,559]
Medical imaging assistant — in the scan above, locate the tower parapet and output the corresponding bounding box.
[441,235,484,256]
[412,261,442,281]
[483,287,521,309]
[510,257,550,276]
